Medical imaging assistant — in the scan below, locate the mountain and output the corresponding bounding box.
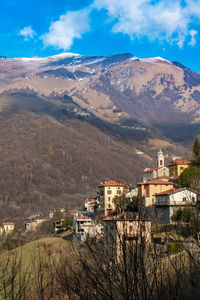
[0,52,198,222]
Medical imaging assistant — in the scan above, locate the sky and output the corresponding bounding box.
[1,0,200,72]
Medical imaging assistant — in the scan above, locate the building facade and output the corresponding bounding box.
[155,188,197,224]
[138,179,174,207]
[73,212,103,242]
[104,213,151,258]
[25,215,47,232]
[142,149,169,182]
[2,222,15,234]
[98,180,125,215]
[168,160,190,179]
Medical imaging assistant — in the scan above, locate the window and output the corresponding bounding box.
[108,197,111,201]
[117,190,121,194]
[107,190,112,194]
[160,160,163,166]
[181,167,184,170]
[192,197,195,202]
[129,225,133,233]
[183,197,186,202]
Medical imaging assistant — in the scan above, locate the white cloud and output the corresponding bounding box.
[41,0,200,49]
[93,0,200,48]
[19,26,35,40]
[41,8,90,50]
[188,29,198,46]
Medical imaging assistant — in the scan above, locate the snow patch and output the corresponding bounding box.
[12,52,81,62]
[83,57,105,65]
[140,57,171,63]
[129,56,140,61]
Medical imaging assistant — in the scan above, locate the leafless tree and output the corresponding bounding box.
[0,251,30,300]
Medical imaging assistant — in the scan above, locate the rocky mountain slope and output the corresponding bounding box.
[0,52,198,221]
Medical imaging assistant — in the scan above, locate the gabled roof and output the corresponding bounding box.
[74,216,91,220]
[142,167,160,174]
[155,187,197,196]
[3,222,14,226]
[98,180,125,187]
[168,160,190,167]
[137,179,174,185]
[142,166,168,174]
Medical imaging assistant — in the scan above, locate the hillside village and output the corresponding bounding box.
[72,147,198,245]
[0,140,193,251]
[0,141,199,298]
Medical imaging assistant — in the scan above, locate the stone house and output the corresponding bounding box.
[104,212,151,258]
[25,215,47,232]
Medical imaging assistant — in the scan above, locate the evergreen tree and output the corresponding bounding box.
[177,165,200,189]
[192,137,200,166]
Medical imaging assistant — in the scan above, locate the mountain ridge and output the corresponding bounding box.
[0,52,198,222]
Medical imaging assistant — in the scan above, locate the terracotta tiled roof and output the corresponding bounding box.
[142,167,160,174]
[155,187,197,196]
[98,180,125,187]
[168,160,190,167]
[137,179,174,185]
[75,216,90,220]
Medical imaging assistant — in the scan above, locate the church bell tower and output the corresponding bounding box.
[157,149,164,168]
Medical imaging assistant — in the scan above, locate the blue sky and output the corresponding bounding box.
[1,0,200,72]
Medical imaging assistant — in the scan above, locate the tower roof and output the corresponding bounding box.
[158,148,163,155]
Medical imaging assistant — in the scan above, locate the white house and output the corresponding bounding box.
[73,213,103,242]
[84,198,100,212]
[125,187,138,199]
[155,188,198,224]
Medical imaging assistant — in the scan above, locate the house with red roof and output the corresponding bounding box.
[155,187,197,224]
[0,222,15,235]
[98,180,125,215]
[137,179,174,207]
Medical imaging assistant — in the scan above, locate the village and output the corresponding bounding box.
[0,145,199,299]
[1,143,199,259]
[1,146,198,255]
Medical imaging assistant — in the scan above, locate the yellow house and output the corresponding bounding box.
[2,222,15,234]
[98,180,125,215]
[168,160,190,179]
